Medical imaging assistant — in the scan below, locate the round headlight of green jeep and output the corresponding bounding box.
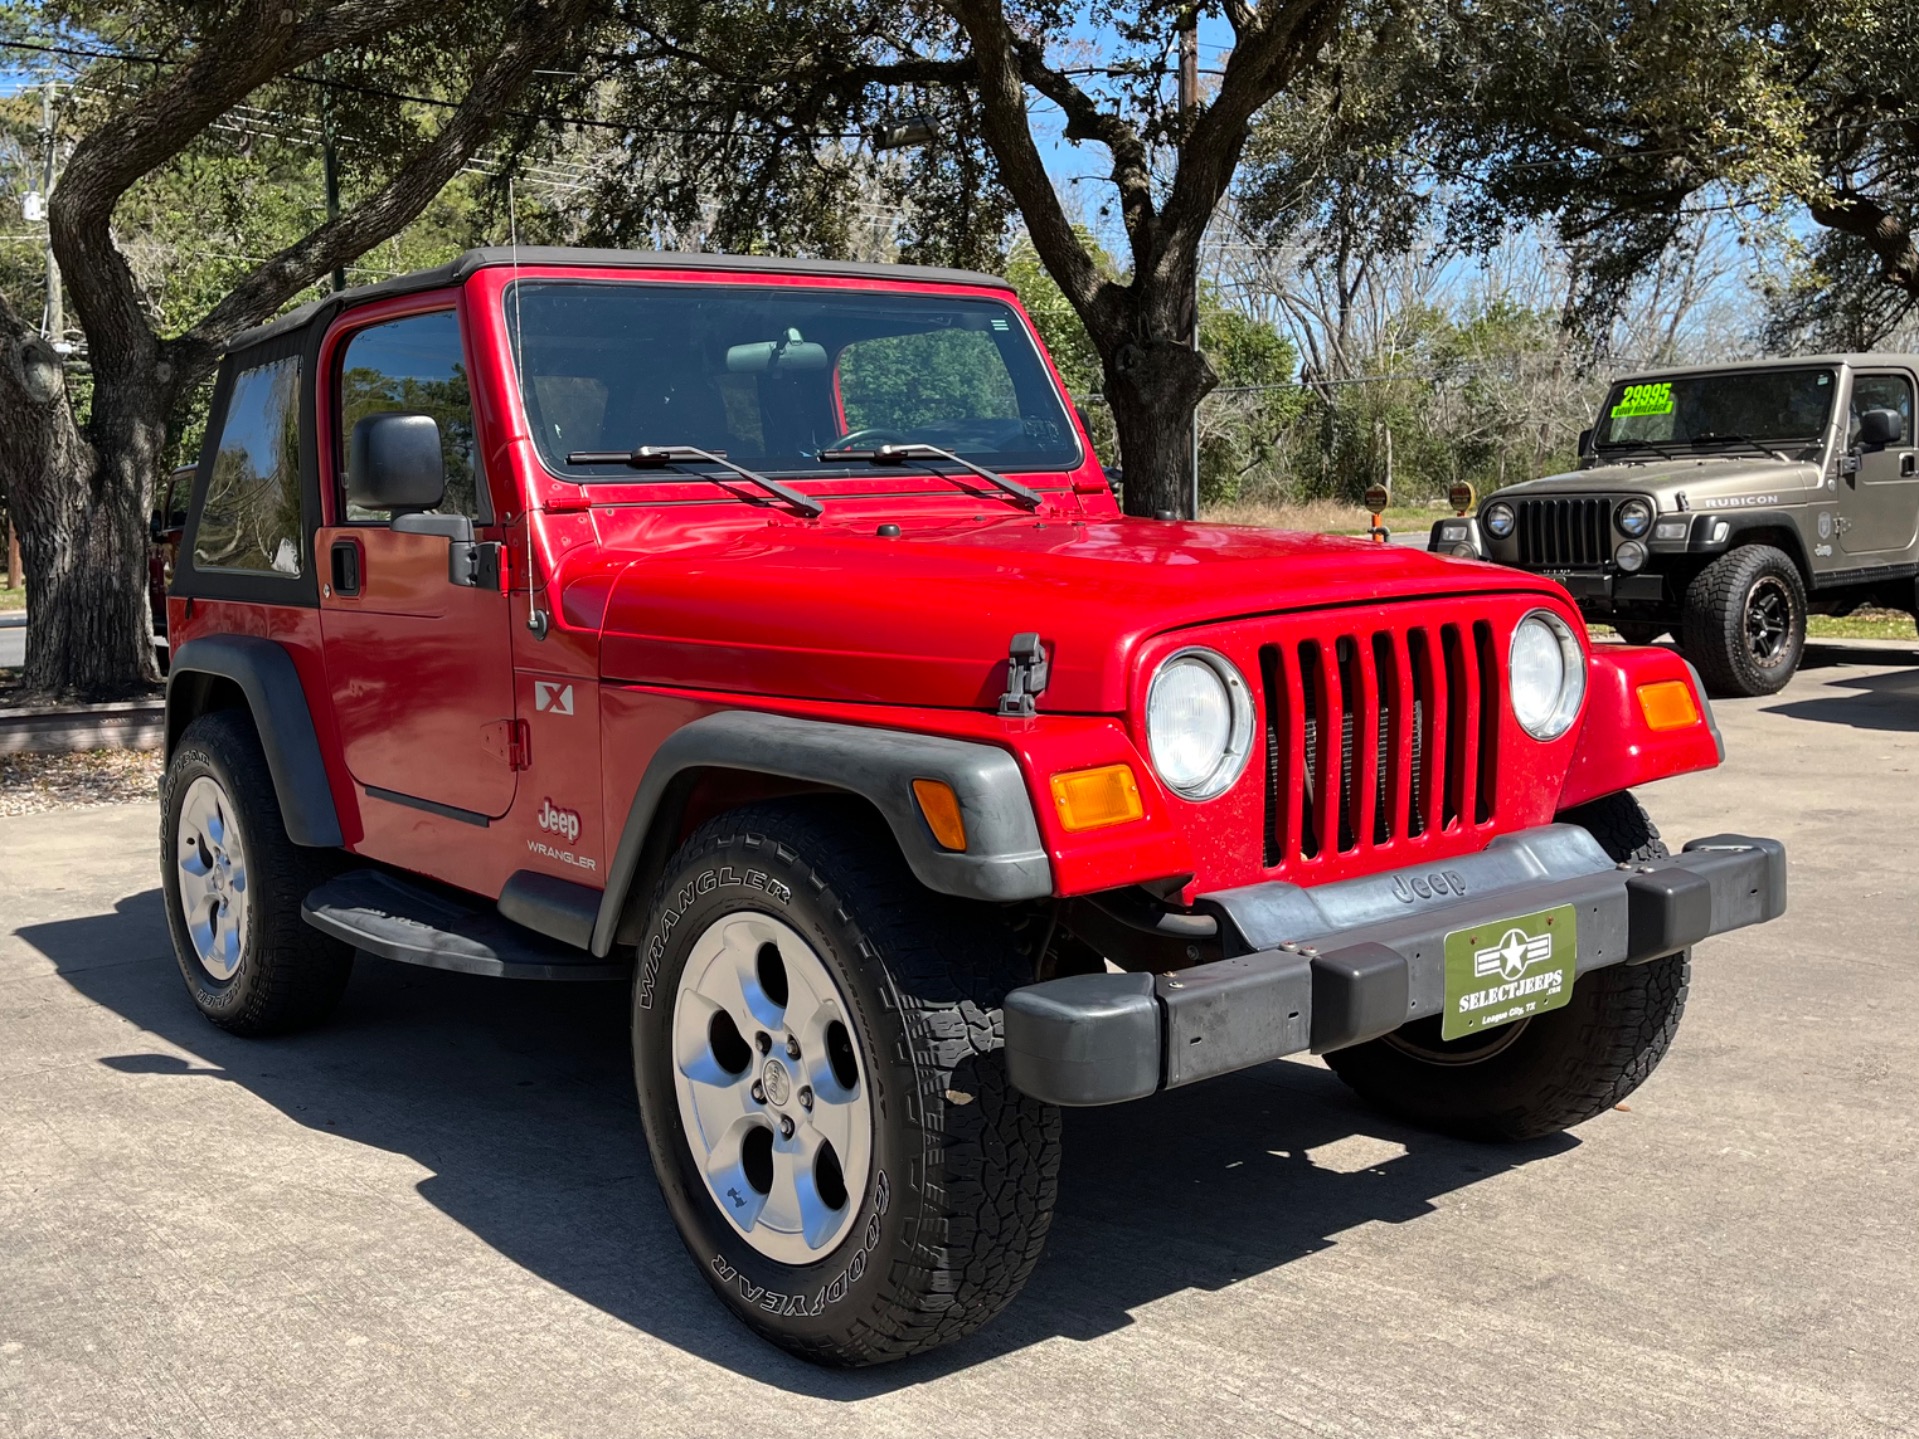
[1616,497,1654,538]
[1146,649,1253,801]
[1615,539,1649,573]
[1508,611,1585,741]
[1482,502,1516,540]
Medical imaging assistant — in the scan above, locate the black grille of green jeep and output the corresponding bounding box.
[1514,496,1616,568]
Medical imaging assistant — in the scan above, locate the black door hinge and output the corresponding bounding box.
[998,632,1051,717]
[449,539,503,589]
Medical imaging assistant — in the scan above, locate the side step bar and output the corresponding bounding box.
[302,870,629,981]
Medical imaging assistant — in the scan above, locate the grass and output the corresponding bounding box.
[1204,499,1455,535]
[0,587,24,612]
[1807,608,1918,641]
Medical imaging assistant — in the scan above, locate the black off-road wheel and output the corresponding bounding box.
[159,710,353,1035]
[1323,792,1690,1142]
[631,798,1061,1366]
[1681,544,1807,697]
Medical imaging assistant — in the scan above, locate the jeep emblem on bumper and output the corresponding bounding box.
[1391,870,1468,904]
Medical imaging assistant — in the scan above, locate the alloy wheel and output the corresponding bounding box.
[174,774,250,981]
[670,912,873,1265]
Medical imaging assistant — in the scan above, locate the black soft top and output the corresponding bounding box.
[224,247,1015,357]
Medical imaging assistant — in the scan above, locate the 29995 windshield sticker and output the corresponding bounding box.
[1611,382,1674,418]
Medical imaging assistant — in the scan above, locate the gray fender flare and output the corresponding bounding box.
[166,636,343,847]
[592,710,1053,956]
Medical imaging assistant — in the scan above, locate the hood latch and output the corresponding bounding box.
[998,632,1050,717]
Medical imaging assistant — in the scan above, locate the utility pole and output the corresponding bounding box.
[41,80,62,344]
[321,60,346,293]
[1178,13,1200,521]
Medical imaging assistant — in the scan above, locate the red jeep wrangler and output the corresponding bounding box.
[160,248,1786,1365]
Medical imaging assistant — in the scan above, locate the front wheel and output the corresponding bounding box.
[631,798,1060,1366]
[1324,792,1690,1141]
[1681,544,1806,697]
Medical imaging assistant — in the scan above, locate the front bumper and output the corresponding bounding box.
[1003,823,1787,1106]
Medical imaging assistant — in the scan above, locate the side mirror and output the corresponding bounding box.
[1856,407,1904,448]
[1577,427,1594,458]
[348,413,445,512]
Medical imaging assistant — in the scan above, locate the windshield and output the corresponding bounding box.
[1594,368,1836,452]
[506,280,1081,482]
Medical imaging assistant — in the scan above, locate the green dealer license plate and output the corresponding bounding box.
[1442,904,1577,1040]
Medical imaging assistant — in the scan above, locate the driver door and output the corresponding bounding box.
[1842,370,1919,559]
[317,304,519,823]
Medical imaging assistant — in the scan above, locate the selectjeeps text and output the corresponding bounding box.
[160,248,1787,1365]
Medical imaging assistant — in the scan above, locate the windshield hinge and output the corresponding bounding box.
[998,633,1050,717]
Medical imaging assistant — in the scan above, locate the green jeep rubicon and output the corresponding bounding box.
[1433,357,1919,696]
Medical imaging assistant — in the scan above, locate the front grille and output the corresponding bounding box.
[1261,622,1500,868]
[1514,496,1613,568]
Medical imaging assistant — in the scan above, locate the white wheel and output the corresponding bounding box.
[670,911,874,1265]
[174,774,250,981]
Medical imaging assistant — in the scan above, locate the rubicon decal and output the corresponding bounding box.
[1442,904,1577,1039]
[534,681,574,715]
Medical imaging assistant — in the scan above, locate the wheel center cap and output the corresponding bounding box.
[761,1058,793,1107]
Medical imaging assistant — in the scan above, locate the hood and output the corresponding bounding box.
[1493,454,1821,504]
[585,515,1562,712]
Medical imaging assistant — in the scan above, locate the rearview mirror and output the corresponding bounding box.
[1857,407,1905,448]
[726,329,829,376]
[347,413,445,512]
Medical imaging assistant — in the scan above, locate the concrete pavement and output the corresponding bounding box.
[2,641,1917,1437]
[0,614,22,670]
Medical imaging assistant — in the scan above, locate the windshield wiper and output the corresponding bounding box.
[1688,432,1796,463]
[818,442,1043,510]
[563,444,824,518]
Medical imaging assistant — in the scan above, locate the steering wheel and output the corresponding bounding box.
[830,427,914,450]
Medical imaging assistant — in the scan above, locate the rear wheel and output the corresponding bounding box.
[1323,792,1689,1141]
[631,798,1060,1366]
[1681,544,1806,696]
[159,710,352,1035]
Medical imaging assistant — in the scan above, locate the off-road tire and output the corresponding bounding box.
[1323,791,1690,1141]
[159,710,353,1035]
[1681,544,1806,697]
[631,798,1061,1366]
[1612,622,1666,646]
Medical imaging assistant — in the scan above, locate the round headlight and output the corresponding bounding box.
[1615,539,1648,573]
[1145,649,1253,801]
[1483,502,1516,539]
[1616,497,1654,538]
[1508,611,1586,741]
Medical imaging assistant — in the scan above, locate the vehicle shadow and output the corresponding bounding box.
[20,891,1574,1396]
[1761,661,1919,733]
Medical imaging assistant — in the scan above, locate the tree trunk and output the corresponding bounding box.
[0,298,164,700]
[1103,336,1217,518]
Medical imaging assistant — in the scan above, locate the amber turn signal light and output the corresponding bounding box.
[911,779,968,851]
[1637,679,1701,731]
[1050,764,1145,832]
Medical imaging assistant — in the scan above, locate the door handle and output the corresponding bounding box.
[330,538,362,596]
[1903,453,1915,476]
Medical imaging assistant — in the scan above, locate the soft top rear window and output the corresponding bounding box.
[505,280,1081,481]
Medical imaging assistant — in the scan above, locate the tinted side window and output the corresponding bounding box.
[195,354,304,576]
[1851,373,1913,442]
[336,310,486,520]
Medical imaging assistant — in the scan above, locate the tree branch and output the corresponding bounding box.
[170,0,597,381]
[49,0,447,384]
[941,0,1128,348]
